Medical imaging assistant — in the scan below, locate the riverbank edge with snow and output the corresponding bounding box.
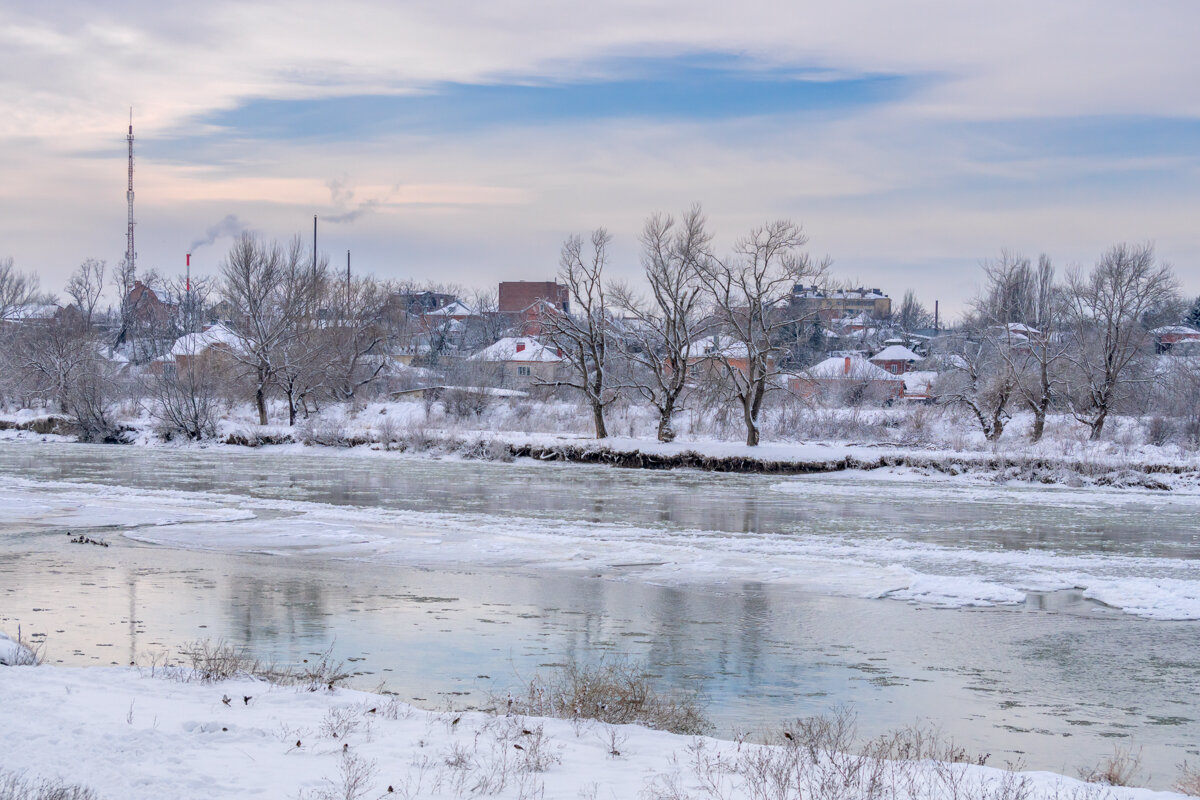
[4,410,1200,491]
[0,662,1193,800]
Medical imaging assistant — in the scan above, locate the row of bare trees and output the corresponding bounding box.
[542,207,829,446]
[1,223,1194,448]
[940,242,1182,442]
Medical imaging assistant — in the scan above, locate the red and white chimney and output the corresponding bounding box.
[515,341,526,353]
[844,356,851,375]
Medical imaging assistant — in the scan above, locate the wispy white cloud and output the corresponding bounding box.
[2,1,1200,314]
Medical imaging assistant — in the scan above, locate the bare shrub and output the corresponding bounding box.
[319,705,363,741]
[297,751,377,800]
[1176,762,1200,797]
[1078,744,1142,787]
[0,770,99,800]
[444,387,492,420]
[499,658,711,735]
[1144,415,1176,448]
[178,639,264,683]
[649,708,1020,800]
[174,639,349,690]
[373,413,398,449]
[1,628,43,666]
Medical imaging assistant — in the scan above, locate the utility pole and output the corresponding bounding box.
[312,215,318,279]
[125,109,136,274]
[346,250,351,315]
[186,253,192,330]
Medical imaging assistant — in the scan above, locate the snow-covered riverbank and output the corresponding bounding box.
[0,662,1193,800]
[5,401,1200,491]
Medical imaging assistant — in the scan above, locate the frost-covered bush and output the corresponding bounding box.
[501,659,710,736]
[0,770,99,800]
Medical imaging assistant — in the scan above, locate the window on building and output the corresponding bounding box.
[517,365,531,377]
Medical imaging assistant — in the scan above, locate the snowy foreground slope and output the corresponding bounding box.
[0,664,1191,800]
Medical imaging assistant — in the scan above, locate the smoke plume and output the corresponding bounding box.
[189,214,252,252]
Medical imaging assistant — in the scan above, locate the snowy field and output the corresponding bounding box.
[0,662,1194,800]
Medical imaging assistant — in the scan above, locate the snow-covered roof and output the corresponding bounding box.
[1005,323,1040,335]
[1153,325,1200,337]
[469,337,562,363]
[425,300,474,317]
[832,313,872,328]
[802,355,899,381]
[169,323,244,357]
[871,344,922,362]
[6,303,60,321]
[902,370,939,393]
[794,285,888,300]
[684,335,750,360]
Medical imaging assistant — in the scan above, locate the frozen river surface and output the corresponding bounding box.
[1,441,1198,783]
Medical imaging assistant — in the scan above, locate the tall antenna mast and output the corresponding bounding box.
[125,109,136,273]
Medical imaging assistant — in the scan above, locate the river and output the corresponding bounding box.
[1,441,1197,785]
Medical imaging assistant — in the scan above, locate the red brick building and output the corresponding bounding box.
[498,281,569,314]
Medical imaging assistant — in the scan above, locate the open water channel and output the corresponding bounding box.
[1,441,1197,785]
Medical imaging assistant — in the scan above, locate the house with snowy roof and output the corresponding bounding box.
[1152,325,1200,353]
[154,322,244,376]
[869,344,922,375]
[789,354,904,404]
[469,336,563,386]
[676,334,772,382]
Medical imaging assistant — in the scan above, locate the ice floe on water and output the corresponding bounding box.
[4,472,1199,622]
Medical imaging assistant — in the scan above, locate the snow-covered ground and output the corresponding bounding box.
[5,397,1200,484]
[0,662,1192,800]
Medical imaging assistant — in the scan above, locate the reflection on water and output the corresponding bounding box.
[4,524,1199,784]
[1,441,1199,787]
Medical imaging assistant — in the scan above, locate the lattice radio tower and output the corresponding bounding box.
[125,108,136,272]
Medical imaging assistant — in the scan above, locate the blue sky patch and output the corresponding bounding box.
[182,56,914,143]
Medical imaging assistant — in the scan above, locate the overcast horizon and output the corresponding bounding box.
[4,1,1200,318]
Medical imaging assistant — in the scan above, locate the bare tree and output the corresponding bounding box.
[322,274,388,407]
[221,233,322,425]
[461,287,509,350]
[543,229,616,439]
[893,289,932,335]
[142,339,223,440]
[937,324,1016,442]
[65,258,106,327]
[696,220,828,446]
[611,207,710,442]
[1064,242,1178,440]
[0,257,44,321]
[977,253,1069,442]
[9,315,122,440]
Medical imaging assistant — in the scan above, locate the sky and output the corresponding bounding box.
[2,1,1200,318]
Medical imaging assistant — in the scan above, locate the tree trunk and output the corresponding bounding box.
[987,412,1005,442]
[1030,407,1046,442]
[591,402,608,439]
[1089,408,1108,440]
[656,403,676,443]
[742,395,760,446]
[255,385,268,426]
[287,392,297,426]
